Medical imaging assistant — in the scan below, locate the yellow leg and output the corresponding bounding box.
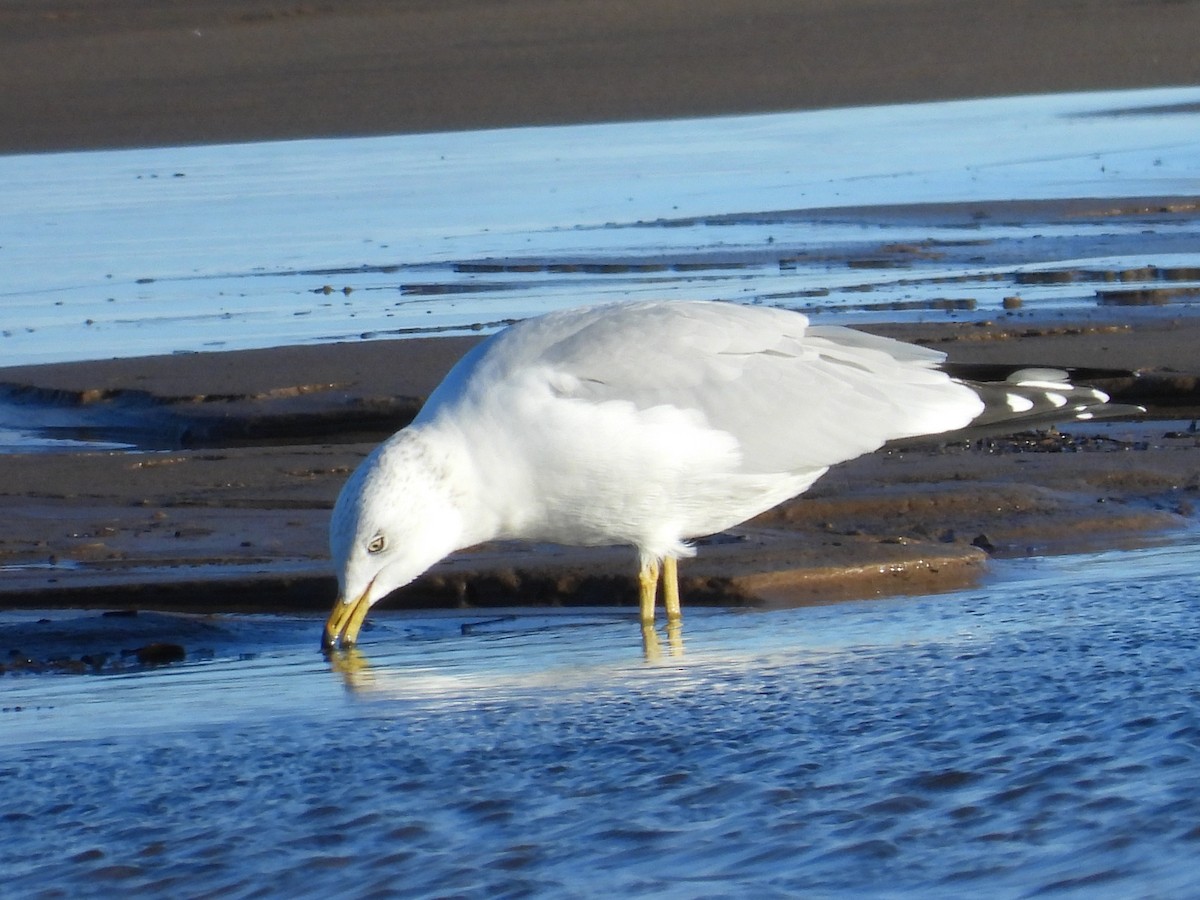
[638,557,660,625]
[640,557,685,659]
[662,556,682,621]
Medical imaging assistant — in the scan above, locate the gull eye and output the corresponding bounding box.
[367,534,387,554]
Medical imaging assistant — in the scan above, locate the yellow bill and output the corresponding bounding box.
[322,588,372,650]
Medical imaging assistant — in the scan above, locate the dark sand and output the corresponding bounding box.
[1,314,1197,625]
[3,0,1200,153]
[1,0,1198,643]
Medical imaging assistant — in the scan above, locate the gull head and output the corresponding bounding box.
[322,430,466,650]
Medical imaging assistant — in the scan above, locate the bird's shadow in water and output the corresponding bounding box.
[323,618,686,693]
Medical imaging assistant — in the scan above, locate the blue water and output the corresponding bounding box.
[2,87,1199,367]
[3,539,1198,898]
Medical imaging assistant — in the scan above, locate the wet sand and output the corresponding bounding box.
[3,0,1200,153]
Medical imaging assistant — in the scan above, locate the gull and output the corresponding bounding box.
[323,299,1126,649]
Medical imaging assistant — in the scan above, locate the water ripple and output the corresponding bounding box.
[2,542,1199,897]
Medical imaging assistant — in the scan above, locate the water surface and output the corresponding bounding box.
[2,87,1198,366]
[4,539,1198,897]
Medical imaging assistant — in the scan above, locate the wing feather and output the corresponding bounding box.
[421,301,983,474]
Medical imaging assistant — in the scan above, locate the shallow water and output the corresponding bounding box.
[4,539,1199,898]
[1,87,1199,367]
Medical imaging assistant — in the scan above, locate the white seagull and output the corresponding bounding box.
[323,300,1126,649]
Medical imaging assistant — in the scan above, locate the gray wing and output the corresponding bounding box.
[425,300,984,474]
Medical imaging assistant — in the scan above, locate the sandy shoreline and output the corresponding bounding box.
[3,0,1200,153]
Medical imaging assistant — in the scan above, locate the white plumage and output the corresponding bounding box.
[323,300,1119,649]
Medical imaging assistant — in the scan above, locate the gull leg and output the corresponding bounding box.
[638,557,660,626]
[662,556,682,622]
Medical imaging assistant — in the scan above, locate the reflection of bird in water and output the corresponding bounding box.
[323,299,1129,650]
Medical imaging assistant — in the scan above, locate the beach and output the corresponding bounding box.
[3,0,1200,152]
[4,4,1200,897]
